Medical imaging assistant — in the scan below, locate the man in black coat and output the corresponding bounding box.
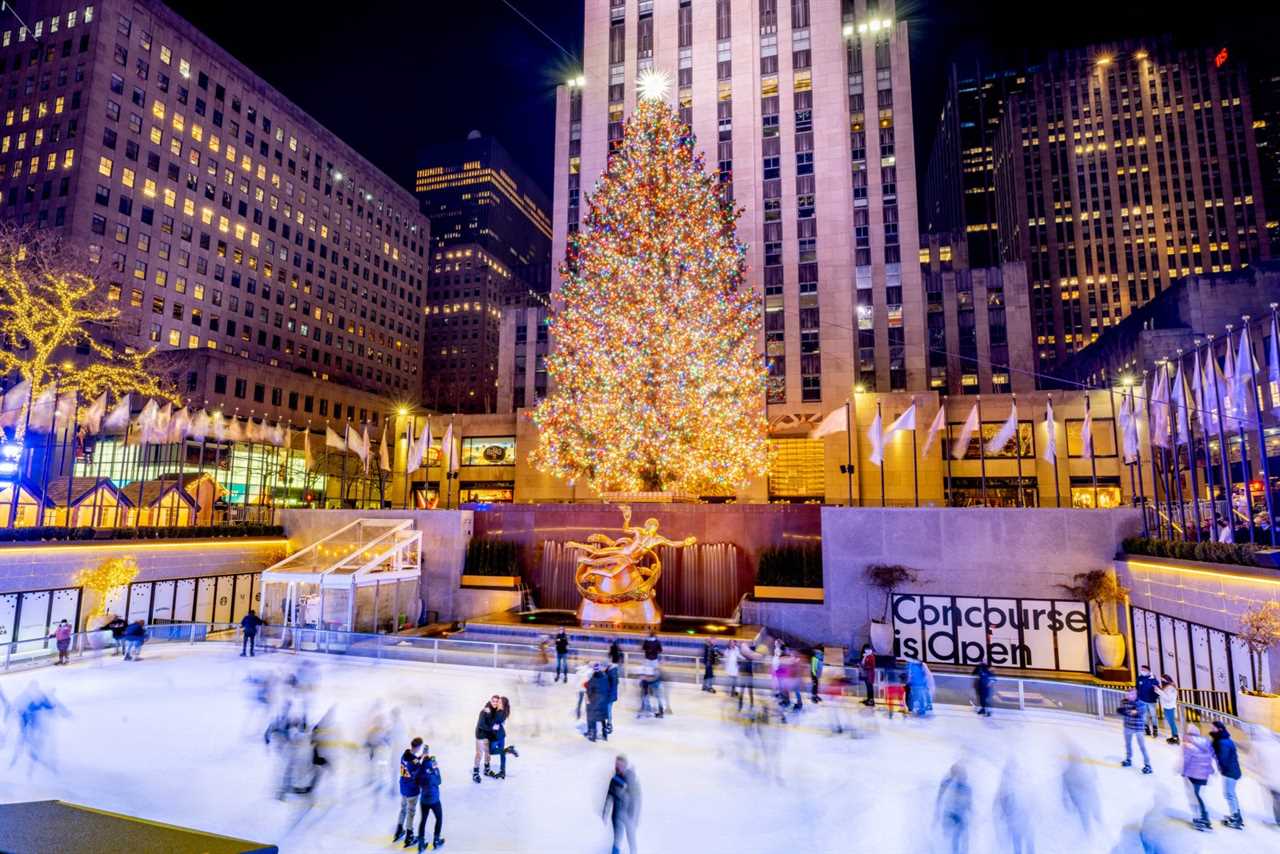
[554,629,570,683]
[240,609,265,657]
[585,666,610,742]
[414,748,444,851]
[104,615,128,656]
[641,632,662,662]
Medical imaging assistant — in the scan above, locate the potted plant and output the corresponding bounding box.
[1060,569,1129,669]
[1236,601,1280,729]
[865,564,918,654]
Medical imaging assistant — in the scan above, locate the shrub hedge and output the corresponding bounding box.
[1122,536,1258,567]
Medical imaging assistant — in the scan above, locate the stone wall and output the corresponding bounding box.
[742,506,1145,649]
[0,538,285,595]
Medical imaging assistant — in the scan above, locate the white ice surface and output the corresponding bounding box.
[0,644,1274,853]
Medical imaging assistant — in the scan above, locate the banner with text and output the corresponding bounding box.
[892,593,1092,672]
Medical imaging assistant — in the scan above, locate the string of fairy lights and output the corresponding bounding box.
[530,88,767,496]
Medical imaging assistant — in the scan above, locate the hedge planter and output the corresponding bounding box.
[460,575,521,589]
[1236,692,1280,730]
[752,585,823,602]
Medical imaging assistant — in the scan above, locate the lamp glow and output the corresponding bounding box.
[636,69,671,102]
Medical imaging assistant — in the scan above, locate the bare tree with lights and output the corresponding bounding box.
[530,73,767,495]
[0,227,175,438]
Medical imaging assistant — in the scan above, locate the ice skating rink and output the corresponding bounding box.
[0,643,1274,853]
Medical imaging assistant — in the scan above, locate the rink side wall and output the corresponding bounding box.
[0,538,285,595]
[742,507,1145,650]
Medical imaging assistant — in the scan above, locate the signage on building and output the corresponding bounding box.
[892,593,1092,672]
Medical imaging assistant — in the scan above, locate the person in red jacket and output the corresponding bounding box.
[49,620,72,665]
[859,644,876,707]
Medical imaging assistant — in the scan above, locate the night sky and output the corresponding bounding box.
[165,0,1278,201]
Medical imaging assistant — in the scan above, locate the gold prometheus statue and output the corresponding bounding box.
[565,505,696,627]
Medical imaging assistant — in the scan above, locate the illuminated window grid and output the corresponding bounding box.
[767,438,825,498]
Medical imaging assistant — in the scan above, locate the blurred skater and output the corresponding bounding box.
[608,639,623,667]
[1253,727,1280,826]
[1157,675,1179,744]
[122,619,146,660]
[859,644,877,707]
[7,683,68,774]
[1060,745,1100,834]
[414,747,444,851]
[605,658,620,734]
[535,637,550,686]
[1181,724,1216,831]
[809,647,824,703]
[701,638,718,693]
[554,628,570,683]
[935,762,972,854]
[585,664,609,742]
[1117,689,1152,774]
[995,760,1035,854]
[972,662,994,717]
[104,614,127,656]
[363,701,394,794]
[395,737,425,847]
[602,755,640,854]
[1210,721,1242,829]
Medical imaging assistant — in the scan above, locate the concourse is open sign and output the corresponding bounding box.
[891,593,1092,672]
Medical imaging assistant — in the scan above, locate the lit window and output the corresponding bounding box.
[187,334,199,349]
[142,178,156,197]
[191,123,202,142]
[163,187,175,207]
[97,155,112,177]
[121,167,134,188]
[54,96,64,114]
[159,45,171,64]
[179,59,190,78]
[62,148,74,168]
[152,99,165,119]
[167,329,180,346]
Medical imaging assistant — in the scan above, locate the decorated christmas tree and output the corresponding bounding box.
[531,76,766,495]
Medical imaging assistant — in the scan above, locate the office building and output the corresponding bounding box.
[551,0,926,413]
[415,133,552,413]
[923,64,1031,268]
[993,40,1270,376]
[0,0,429,415]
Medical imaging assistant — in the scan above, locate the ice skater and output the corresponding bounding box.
[859,644,877,707]
[48,619,72,665]
[534,637,551,685]
[240,609,264,657]
[701,638,718,693]
[554,629,570,683]
[585,664,610,742]
[1060,745,1100,834]
[602,754,640,854]
[1117,689,1152,774]
[1157,675,1179,744]
[1210,721,1242,829]
[414,747,444,851]
[1181,724,1216,831]
[122,619,146,660]
[1136,665,1161,737]
[995,760,1035,854]
[935,762,972,854]
[104,614,127,656]
[605,658,620,734]
[362,701,394,795]
[7,683,68,774]
[972,662,994,716]
[808,647,824,703]
[395,737,425,847]
[485,696,518,779]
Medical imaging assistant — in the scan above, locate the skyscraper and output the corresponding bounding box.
[551,0,925,412]
[993,40,1270,374]
[0,0,430,417]
[416,132,552,412]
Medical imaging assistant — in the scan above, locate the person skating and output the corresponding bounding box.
[1210,721,1243,829]
[1181,724,1216,831]
[585,664,609,741]
[415,747,444,851]
[602,754,640,854]
[608,639,623,666]
[641,632,662,662]
[809,647,824,703]
[604,659,620,735]
[1136,665,1161,737]
[554,629,570,683]
[1117,689,1152,773]
[473,695,503,782]
[104,614,127,656]
[1157,674,1179,744]
[935,762,972,854]
[724,641,741,698]
[485,696,518,779]
[535,638,550,686]
[122,619,146,661]
[49,619,72,665]
[700,638,718,693]
[971,662,994,716]
[860,644,877,707]
[395,737,425,847]
[240,609,264,657]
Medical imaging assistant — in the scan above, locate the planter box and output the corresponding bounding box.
[598,491,698,504]
[753,585,823,602]
[1236,691,1280,730]
[460,574,520,589]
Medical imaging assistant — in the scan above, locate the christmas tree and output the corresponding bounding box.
[531,79,766,495]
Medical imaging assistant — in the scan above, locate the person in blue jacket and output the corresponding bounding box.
[605,661,620,736]
[1210,721,1243,829]
[395,737,425,847]
[414,748,444,851]
[240,609,265,657]
[1135,665,1161,737]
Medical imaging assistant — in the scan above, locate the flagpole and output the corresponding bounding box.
[35,379,61,527]
[342,423,350,508]
[196,406,207,525]
[1242,314,1277,542]
[63,396,80,527]
[404,413,414,510]
[91,402,106,528]
[1194,346,1220,538]
[1225,326,1258,544]
[1049,393,1062,508]
[943,396,954,507]
[844,400,854,507]
[874,401,885,507]
[1129,389,1149,536]
[1142,371,1163,538]
[1208,336,1237,539]
[1177,351,1203,541]
[1012,394,1024,507]
[1085,390,1099,508]
[1109,384,1133,513]
[976,395,988,506]
[910,397,919,508]
[6,380,36,528]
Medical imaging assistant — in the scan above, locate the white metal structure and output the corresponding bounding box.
[260,518,422,633]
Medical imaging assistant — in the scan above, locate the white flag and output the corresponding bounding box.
[1270,315,1280,415]
[378,424,391,472]
[55,391,77,429]
[189,409,210,441]
[883,403,917,442]
[1042,397,1057,465]
[303,428,315,470]
[0,380,30,429]
[1235,325,1259,414]
[1170,363,1190,446]
[325,425,346,451]
[134,398,159,443]
[811,404,849,439]
[1119,390,1140,464]
[951,404,979,459]
[104,394,131,432]
[346,425,369,463]
[223,417,244,443]
[26,385,57,432]
[80,392,108,434]
[408,421,431,473]
[1223,334,1238,418]
[1150,368,1170,448]
[867,407,885,467]
[442,423,459,473]
[985,401,1018,455]
[920,405,946,457]
[1211,348,1229,432]
[168,407,191,444]
[1080,397,1094,460]
[1191,351,1209,434]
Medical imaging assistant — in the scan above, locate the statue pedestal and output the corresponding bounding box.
[577,597,662,630]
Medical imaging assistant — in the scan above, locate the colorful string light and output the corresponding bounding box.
[530,99,767,495]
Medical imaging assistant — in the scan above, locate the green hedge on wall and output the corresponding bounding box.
[1122,536,1258,567]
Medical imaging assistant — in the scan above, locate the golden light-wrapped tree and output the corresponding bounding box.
[0,228,175,437]
[530,81,766,495]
